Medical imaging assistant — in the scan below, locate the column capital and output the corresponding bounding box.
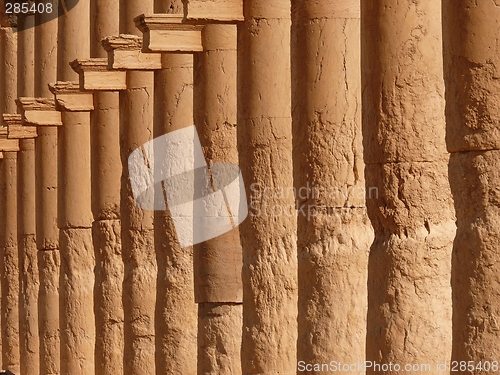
[3,113,37,139]
[70,58,127,91]
[16,97,62,127]
[182,0,244,23]
[101,34,162,70]
[134,14,203,53]
[0,135,20,152]
[49,82,94,112]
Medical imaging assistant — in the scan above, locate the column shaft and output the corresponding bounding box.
[193,24,242,375]
[0,26,17,117]
[34,2,60,374]
[0,21,19,374]
[35,0,58,98]
[153,54,197,374]
[17,13,35,97]
[17,11,39,375]
[362,0,455,372]
[238,1,297,373]
[120,1,156,373]
[57,1,94,374]
[443,0,500,365]
[0,152,20,374]
[90,1,124,374]
[18,138,39,375]
[292,1,372,370]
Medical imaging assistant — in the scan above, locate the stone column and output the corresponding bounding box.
[291,1,372,371]
[17,11,35,98]
[16,8,39,375]
[193,23,243,375]
[56,1,93,370]
[0,139,20,374]
[34,2,60,374]
[153,52,198,375]
[16,128,39,375]
[34,0,58,98]
[238,0,298,373]
[150,2,197,374]
[120,1,156,373]
[0,20,17,124]
[90,1,124,374]
[443,1,500,366]
[362,0,455,372]
[0,16,19,374]
[51,81,94,375]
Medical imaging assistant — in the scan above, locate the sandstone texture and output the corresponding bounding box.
[57,1,95,373]
[238,1,298,373]
[1,0,500,374]
[0,153,20,374]
[18,139,39,375]
[120,1,157,373]
[37,250,60,375]
[292,2,372,371]
[362,0,455,372]
[90,2,124,374]
[154,42,197,373]
[194,23,243,375]
[443,0,500,367]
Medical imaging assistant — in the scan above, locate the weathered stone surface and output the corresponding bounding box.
[17,138,39,375]
[34,3,59,372]
[56,7,94,375]
[18,234,39,375]
[198,303,242,375]
[70,59,127,91]
[49,82,95,112]
[90,3,124,372]
[297,210,371,369]
[35,126,59,251]
[366,221,455,370]
[238,2,298,370]
[443,1,500,153]
[291,8,372,369]
[93,220,124,375]
[0,153,20,374]
[38,250,60,375]
[153,210,196,375]
[0,27,17,122]
[120,2,157,372]
[183,0,244,22]
[362,0,449,164]
[134,14,203,53]
[154,50,197,375]
[194,24,243,373]
[194,228,242,304]
[365,161,455,234]
[17,14,35,98]
[448,151,500,364]
[0,139,19,152]
[292,0,360,19]
[57,112,93,229]
[34,0,58,98]
[194,23,242,304]
[362,1,455,372]
[59,228,95,375]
